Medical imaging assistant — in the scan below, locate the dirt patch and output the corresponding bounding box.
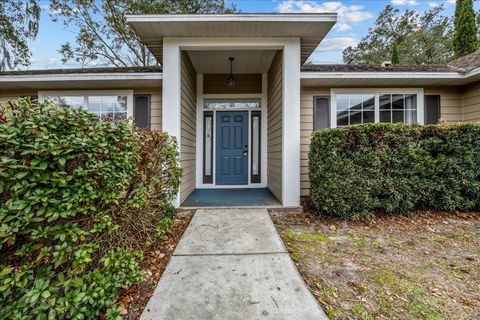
[115,210,194,319]
[269,209,480,320]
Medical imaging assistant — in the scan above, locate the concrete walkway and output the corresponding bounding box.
[141,208,328,320]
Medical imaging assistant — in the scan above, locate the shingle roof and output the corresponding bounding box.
[1,62,474,76]
[449,49,480,71]
[0,66,162,76]
[300,64,462,73]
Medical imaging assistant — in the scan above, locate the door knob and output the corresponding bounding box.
[243,150,248,157]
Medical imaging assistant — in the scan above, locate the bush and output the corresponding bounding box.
[309,123,480,219]
[0,99,181,319]
[104,130,181,250]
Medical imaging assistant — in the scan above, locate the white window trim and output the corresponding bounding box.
[330,88,424,128]
[38,90,134,117]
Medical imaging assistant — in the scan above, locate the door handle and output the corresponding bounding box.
[243,150,248,157]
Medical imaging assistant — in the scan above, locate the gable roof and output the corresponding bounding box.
[126,13,337,65]
[449,49,480,71]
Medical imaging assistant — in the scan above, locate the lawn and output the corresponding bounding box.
[270,209,480,320]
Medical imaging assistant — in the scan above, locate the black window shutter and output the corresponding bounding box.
[314,96,330,130]
[134,95,150,129]
[424,95,441,125]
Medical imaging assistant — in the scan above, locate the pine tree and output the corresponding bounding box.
[391,42,400,64]
[453,0,479,58]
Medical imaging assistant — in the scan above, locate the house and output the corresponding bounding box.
[2,13,480,208]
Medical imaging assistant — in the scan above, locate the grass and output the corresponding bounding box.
[270,210,480,320]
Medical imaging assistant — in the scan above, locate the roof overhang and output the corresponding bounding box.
[126,14,337,64]
[301,68,480,87]
[0,72,162,91]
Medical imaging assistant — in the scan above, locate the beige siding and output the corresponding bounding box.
[424,87,463,123]
[462,82,480,122]
[300,87,329,197]
[180,52,197,203]
[0,91,37,104]
[1,89,163,128]
[133,88,162,130]
[298,86,465,198]
[267,51,283,202]
[203,74,262,94]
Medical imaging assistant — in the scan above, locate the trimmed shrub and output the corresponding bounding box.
[0,99,181,319]
[309,123,480,219]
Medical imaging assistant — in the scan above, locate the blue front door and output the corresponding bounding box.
[216,111,248,185]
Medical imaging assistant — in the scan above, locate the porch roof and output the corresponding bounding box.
[125,13,337,64]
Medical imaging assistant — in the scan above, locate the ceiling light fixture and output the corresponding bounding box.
[227,57,236,87]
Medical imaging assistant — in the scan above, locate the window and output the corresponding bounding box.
[39,91,133,122]
[204,99,261,109]
[331,90,423,128]
[379,94,417,124]
[251,111,261,183]
[336,94,374,127]
[203,112,213,184]
[45,96,84,109]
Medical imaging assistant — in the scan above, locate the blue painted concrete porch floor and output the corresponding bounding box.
[181,188,280,207]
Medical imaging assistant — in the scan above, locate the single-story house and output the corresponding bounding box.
[2,13,480,207]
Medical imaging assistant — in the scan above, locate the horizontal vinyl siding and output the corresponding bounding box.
[424,87,463,123]
[299,86,463,198]
[462,82,480,122]
[300,87,329,197]
[267,51,283,202]
[134,88,162,130]
[180,52,197,203]
[1,89,163,128]
[0,91,37,104]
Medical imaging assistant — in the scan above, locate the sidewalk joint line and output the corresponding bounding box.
[173,251,288,257]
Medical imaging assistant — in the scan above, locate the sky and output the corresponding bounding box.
[28,0,477,69]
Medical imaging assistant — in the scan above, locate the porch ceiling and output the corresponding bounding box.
[126,14,337,65]
[187,50,276,74]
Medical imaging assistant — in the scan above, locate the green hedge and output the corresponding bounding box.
[0,99,181,319]
[309,123,480,219]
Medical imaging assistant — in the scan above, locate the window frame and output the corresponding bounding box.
[38,90,134,118]
[330,88,424,128]
[203,111,214,184]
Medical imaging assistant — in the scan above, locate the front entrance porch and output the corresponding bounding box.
[181,188,280,208]
[126,14,337,208]
[162,39,302,208]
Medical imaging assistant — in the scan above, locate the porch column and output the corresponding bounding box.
[282,39,301,207]
[163,38,182,207]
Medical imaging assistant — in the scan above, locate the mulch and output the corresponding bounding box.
[113,210,194,319]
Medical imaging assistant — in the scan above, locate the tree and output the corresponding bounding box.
[50,0,236,67]
[343,5,454,65]
[0,0,40,71]
[453,0,478,58]
[391,42,400,64]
